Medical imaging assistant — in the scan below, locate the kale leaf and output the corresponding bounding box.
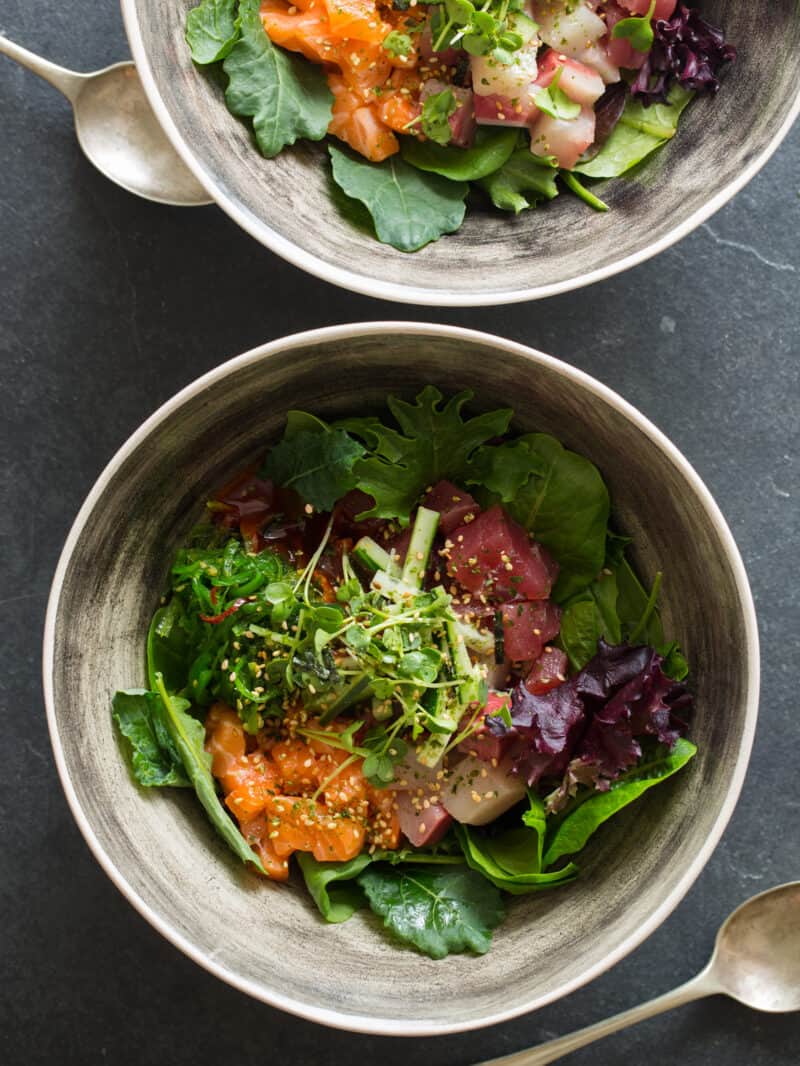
[224,0,332,158]
[186,0,241,65]
[358,865,505,958]
[345,387,512,523]
[329,145,468,253]
[261,427,366,511]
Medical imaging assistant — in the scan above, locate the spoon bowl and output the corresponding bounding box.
[714,881,800,1013]
[71,61,213,207]
[0,34,211,207]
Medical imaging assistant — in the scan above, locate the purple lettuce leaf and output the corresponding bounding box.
[487,639,691,798]
[632,4,737,105]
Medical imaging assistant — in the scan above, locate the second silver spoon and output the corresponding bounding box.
[479,881,800,1066]
[0,33,211,207]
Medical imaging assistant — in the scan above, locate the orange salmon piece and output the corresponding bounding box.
[328,73,399,161]
[323,0,389,43]
[239,813,291,880]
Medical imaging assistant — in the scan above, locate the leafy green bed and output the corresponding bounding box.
[185,0,695,251]
[113,388,696,958]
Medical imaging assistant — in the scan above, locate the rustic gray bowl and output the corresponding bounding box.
[119,0,800,305]
[44,323,758,1034]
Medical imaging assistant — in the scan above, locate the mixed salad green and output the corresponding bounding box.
[114,388,695,958]
[184,0,735,251]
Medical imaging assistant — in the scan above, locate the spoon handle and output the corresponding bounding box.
[478,967,720,1066]
[0,34,83,102]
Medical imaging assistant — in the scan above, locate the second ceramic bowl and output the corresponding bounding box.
[120,1,800,304]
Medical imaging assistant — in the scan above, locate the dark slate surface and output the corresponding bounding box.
[0,2,798,1064]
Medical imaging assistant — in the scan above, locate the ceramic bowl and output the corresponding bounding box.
[44,323,758,1034]
[119,1,800,305]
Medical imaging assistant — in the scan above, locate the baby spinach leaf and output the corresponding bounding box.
[543,738,697,868]
[466,439,544,502]
[297,852,372,923]
[574,86,693,179]
[262,427,365,511]
[223,0,332,159]
[477,149,559,213]
[559,570,622,671]
[456,824,578,895]
[153,675,266,873]
[347,387,512,523]
[329,145,468,253]
[421,89,457,145]
[502,433,610,602]
[401,127,518,182]
[358,865,505,958]
[112,689,190,788]
[615,557,665,647]
[186,0,241,65]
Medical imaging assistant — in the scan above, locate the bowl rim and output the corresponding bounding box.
[43,321,760,1035]
[120,0,800,307]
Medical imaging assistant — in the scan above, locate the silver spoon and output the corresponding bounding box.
[480,881,800,1066]
[0,34,211,207]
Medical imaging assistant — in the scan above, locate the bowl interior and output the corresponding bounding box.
[47,326,756,1033]
[123,1,800,303]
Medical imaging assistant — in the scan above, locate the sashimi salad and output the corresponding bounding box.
[185,0,736,250]
[113,389,696,958]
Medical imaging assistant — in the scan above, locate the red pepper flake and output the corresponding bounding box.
[199,598,246,624]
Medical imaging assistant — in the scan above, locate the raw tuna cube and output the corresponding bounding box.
[395,790,453,847]
[422,480,479,534]
[458,691,513,762]
[421,79,476,148]
[499,601,562,662]
[604,0,648,70]
[419,24,463,70]
[474,92,538,127]
[446,504,558,601]
[536,48,606,104]
[525,646,569,695]
[618,0,677,16]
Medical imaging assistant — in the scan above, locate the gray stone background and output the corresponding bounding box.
[1,2,798,1064]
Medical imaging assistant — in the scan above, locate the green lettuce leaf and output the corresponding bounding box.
[477,149,559,213]
[186,0,241,65]
[574,86,693,179]
[146,600,195,693]
[457,824,579,894]
[559,569,622,671]
[543,738,697,868]
[329,145,468,252]
[401,127,518,181]
[223,0,332,158]
[261,427,365,511]
[297,853,372,923]
[358,865,505,959]
[345,387,512,524]
[112,689,190,788]
[155,676,266,872]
